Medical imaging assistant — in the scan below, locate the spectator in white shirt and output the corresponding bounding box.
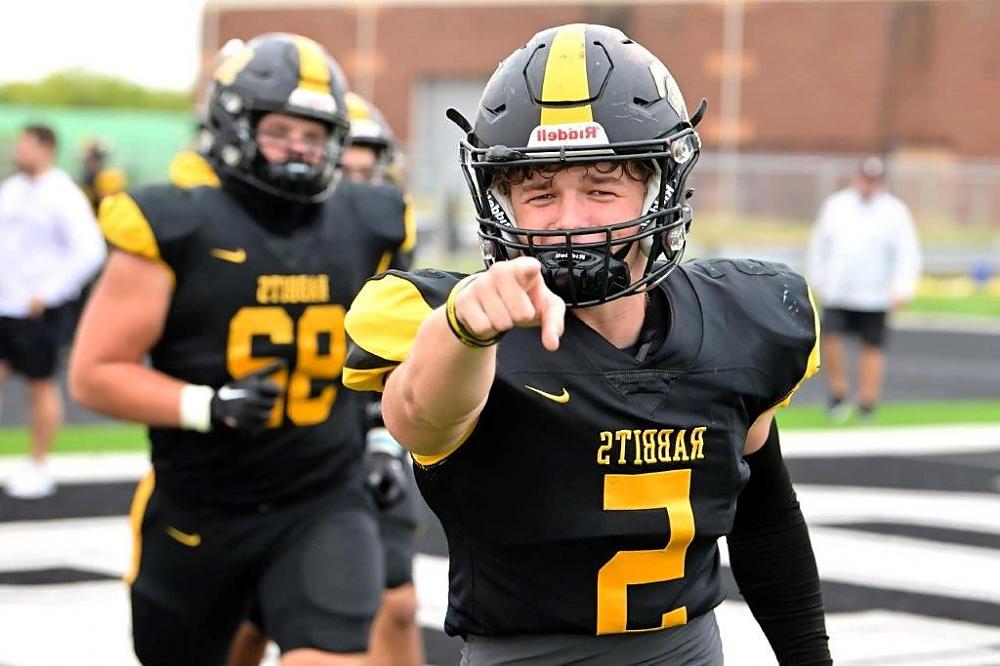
[0,125,107,498]
[806,156,921,423]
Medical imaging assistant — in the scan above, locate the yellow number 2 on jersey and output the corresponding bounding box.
[597,469,695,634]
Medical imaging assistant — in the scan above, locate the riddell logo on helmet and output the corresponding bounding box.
[527,122,609,148]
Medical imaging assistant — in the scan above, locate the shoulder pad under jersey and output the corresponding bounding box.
[98,184,208,281]
[684,257,820,409]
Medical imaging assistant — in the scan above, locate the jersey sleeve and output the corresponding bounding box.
[344,268,463,392]
[740,260,820,410]
[690,258,820,414]
[98,185,203,286]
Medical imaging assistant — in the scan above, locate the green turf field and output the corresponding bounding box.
[908,293,1000,317]
[1,399,998,456]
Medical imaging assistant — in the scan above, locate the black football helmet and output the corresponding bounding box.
[450,23,705,307]
[345,92,397,171]
[204,33,351,203]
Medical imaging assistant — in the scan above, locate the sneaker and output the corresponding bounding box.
[4,459,57,499]
[827,397,854,425]
[858,404,876,424]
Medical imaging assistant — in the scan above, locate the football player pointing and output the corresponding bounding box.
[69,34,409,665]
[345,24,831,664]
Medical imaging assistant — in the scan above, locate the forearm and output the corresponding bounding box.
[729,506,830,664]
[70,361,188,428]
[383,307,495,456]
[728,421,831,665]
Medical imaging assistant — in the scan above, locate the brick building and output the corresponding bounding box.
[202,0,1000,159]
[201,0,1000,261]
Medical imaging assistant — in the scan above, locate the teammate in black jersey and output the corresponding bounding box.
[68,33,408,666]
[344,24,832,665]
[219,91,423,666]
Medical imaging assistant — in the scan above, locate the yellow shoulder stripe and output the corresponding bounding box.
[401,196,417,253]
[540,23,593,125]
[98,193,175,287]
[169,151,220,190]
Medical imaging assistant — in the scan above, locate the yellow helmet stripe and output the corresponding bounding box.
[292,36,331,94]
[346,92,374,122]
[540,23,593,125]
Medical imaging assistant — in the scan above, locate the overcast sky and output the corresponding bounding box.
[0,0,206,91]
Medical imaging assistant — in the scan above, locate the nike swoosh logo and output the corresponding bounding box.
[216,386,248,401]
[211,247,247,263]
[525,385,570,404]
[165,526,201,548]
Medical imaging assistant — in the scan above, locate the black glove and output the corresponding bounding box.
[210,360,285,433]
[364,427,409,509]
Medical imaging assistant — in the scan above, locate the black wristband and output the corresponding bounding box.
[445,275,505,348]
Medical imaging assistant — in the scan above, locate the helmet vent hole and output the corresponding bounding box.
[486,104,507,118]
[633,96,651,106]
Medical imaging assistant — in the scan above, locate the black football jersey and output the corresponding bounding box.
[344,259,819,637]
[99,175,412,507]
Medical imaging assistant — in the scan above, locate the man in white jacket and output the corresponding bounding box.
[0,125,106,498]
[807,156,921,422]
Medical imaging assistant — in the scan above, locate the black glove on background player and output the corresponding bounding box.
[210,360,285,433]
[365,427,409,509]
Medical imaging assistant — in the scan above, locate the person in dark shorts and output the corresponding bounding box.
[344,23,831,666]
[69,34,412,666]
[0,124,106,499]
[807,156,921,422]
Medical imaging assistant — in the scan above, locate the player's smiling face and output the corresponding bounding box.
[508,163,647,247]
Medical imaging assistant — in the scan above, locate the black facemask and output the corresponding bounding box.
[534,243,633,308]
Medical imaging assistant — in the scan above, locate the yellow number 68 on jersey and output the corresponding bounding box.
[226,304,346,427]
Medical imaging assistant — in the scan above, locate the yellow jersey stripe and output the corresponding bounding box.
[125,471,155,585]
[375,251,394,276]
[342,365,397,392]
[292,35,331,94]
[401,198,417,253]
[411,416,480,467]
[540,23,593,125]
[98,193,176,288]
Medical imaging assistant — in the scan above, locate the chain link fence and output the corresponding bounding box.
[410,152,1000,277]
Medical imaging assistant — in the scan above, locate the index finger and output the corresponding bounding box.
[537,289,566,352]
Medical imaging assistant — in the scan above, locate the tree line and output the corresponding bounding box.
[1,69,192,110]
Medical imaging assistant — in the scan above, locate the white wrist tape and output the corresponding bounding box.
[179,384,215,433]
